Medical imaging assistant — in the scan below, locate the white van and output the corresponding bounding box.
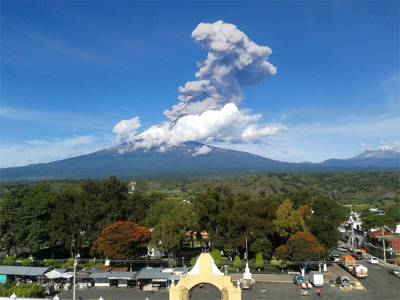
[309,271,324,287]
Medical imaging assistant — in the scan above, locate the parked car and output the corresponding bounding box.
[293,275,305,285]
[330,254,342,262]
[388,268,400,278]
[369,257,379,264]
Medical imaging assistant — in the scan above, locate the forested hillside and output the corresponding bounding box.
[134,172,400,205]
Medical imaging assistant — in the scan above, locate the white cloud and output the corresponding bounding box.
[113,116,141,141]
[132,103,286,149]
[0,135,112,168]
[217,113,400,162]
[192,145,212,156]
[241,124,287,143]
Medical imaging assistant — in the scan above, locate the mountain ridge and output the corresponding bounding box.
[0,142,399,181]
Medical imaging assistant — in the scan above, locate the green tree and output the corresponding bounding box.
[255,252,264,271]
[273,199,305,239]
[194,186,235,250]
[362,214,395,231]
[250,239,272,260]
[233,255,242,271]
[150,202,198,257]
[307,198,346,250]
[210,249,222,267]
[229,197,278,252]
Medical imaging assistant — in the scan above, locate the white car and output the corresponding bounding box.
[369,257,379,264]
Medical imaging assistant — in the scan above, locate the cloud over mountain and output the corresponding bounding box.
[113,20,285,149]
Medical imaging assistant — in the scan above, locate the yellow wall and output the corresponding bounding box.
[169,253,241,300]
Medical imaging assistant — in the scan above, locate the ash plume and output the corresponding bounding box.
[114,21,286,152]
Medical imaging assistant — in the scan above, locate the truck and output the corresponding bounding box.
[308,271,324,287]
[342,255,356,270]
[353,250,364,260]
[352,264,368,279]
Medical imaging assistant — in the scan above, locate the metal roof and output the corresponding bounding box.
[137,267,171,280]
[0,266,48,276]
[89,271,135,280]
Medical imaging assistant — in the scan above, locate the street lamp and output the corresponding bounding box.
[73,253,80,300]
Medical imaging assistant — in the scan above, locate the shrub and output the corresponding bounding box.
[20,259,32,267]
[43,258,58,268]
[210,249,222,267]
[62,258,75,270]
[2,256,16,265]
[0,282,45,297]
[233,255,242,271]
[255,252,264,271]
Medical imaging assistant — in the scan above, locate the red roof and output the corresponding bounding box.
[368,230,393,238]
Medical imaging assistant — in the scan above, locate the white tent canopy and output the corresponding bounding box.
[45,269,73,279]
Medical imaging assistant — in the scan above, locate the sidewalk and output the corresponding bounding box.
[231,273,292,283]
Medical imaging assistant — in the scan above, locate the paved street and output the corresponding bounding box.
[58,263,400,300]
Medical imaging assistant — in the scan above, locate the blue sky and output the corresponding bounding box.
[1,1,399,167]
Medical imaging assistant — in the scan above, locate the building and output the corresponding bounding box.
[342,211,366,248]
[127,181,136,194]
[368,208,385,216]
[89,271,136,287]
[137,267,172,290]
[0,266,48,283]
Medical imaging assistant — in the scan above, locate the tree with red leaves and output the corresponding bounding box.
[91,221,151,259]
[287,231,325,262]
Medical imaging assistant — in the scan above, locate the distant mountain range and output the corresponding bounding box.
[0,142,399,181]
[321,145,400,169]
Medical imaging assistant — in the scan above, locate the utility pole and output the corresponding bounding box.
[245,237,248,263]
[382,228,387,264]
[73,253,79,300]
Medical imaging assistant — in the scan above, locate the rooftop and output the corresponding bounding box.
[0,266,48,276]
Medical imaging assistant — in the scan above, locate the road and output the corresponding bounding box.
[361,263,400,300]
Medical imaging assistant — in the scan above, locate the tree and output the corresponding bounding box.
[273,199,305,239]
[150,202,198,257]
[128,191,163,224]
[274,245,288,261]
[287,232,325,262]
[229,197,278,252]
[362,214,395,231]
[233,255,242,271]
[194,186,235,250]
[250,239,272,260]
[210,249,222,267]
[307,198,346,250]
[255,252,264,271]
[91,221,150,259]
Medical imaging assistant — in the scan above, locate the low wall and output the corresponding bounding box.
[0,298,47,300]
